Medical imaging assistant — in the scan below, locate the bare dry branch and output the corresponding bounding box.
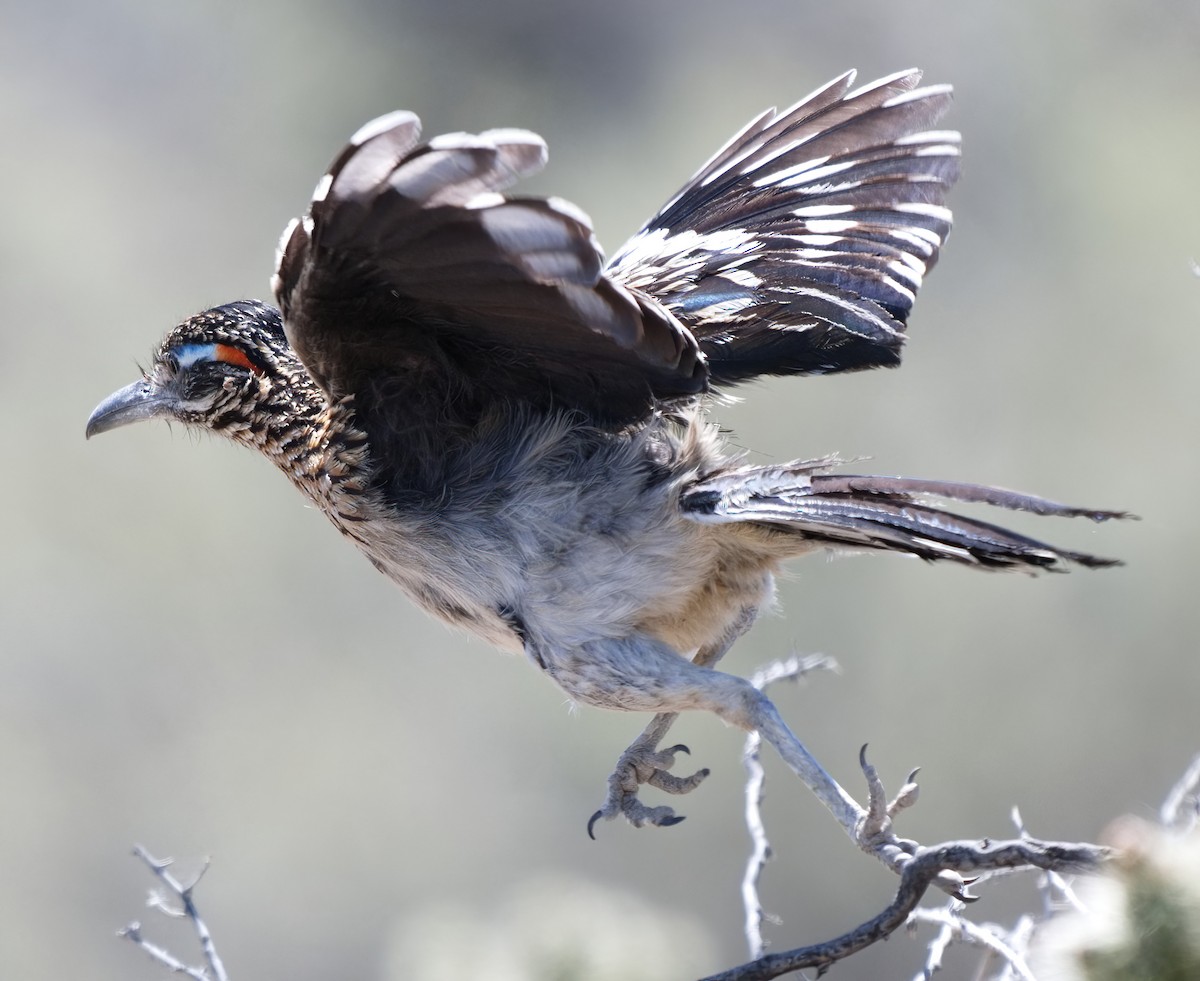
[703,837,1109,981]
[119,845,229,981]
[118,921,211,981]
[906,905,1035,981]
[740,654,838,958]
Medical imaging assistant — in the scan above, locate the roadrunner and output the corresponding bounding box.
[87,70,1125,859]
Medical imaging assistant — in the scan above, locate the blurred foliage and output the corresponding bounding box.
[1,2,1197,979]
[1032,819,1200,981]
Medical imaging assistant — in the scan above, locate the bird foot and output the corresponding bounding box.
[856,743,921,842]
[854,745,974,899]
[587,740,710,838]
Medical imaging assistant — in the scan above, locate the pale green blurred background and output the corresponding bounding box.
[2,2,1196,978]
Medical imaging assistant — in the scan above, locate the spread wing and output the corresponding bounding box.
[606,69,961,382]
[272,112,705,426]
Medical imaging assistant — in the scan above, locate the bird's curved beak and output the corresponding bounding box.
[85,379,176,439]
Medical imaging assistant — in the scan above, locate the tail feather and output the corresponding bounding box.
[681,461,1130,571]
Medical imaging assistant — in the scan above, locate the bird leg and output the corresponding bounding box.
[588,606,759,837]
[559,631,963,888]
[733,679,965,891]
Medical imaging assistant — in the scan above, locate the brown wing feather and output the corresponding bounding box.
[273,114,706,425]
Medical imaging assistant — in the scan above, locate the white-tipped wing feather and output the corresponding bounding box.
[607,69,961,383]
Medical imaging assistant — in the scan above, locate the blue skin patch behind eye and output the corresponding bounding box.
[172,343,219,369]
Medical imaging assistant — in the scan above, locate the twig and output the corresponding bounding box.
[740,655,838,959]
[906,905,1035,981]
[1160,752,1200,833]
[1010,806,1088,919]
[118,922,211,981]
[119,845,229,981]
[741,728,770,960]
[702,837,1109,981]
[748,654,838,694]
[903,806,1091,978]
[986,914,1036,981]
[910,901,957,980]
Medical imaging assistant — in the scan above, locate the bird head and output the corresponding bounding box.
[85,300,311,445]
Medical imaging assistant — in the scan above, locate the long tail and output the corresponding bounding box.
[606,69,960,383]
[681,459,1131,571]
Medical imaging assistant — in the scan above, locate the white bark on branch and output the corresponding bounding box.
[119,844,229,981]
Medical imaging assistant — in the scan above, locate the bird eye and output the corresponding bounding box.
[166,342,261,376]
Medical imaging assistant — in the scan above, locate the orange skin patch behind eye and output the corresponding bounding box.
[213,343,262,374]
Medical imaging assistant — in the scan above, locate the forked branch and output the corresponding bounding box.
[119,844,229,981]
[706,836,1109,981]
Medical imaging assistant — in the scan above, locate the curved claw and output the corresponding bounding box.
[891,770,921,817]
[588,795,690,838]
[953,878,980,902]
[587,809,605,841]
[857,745,891,838]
